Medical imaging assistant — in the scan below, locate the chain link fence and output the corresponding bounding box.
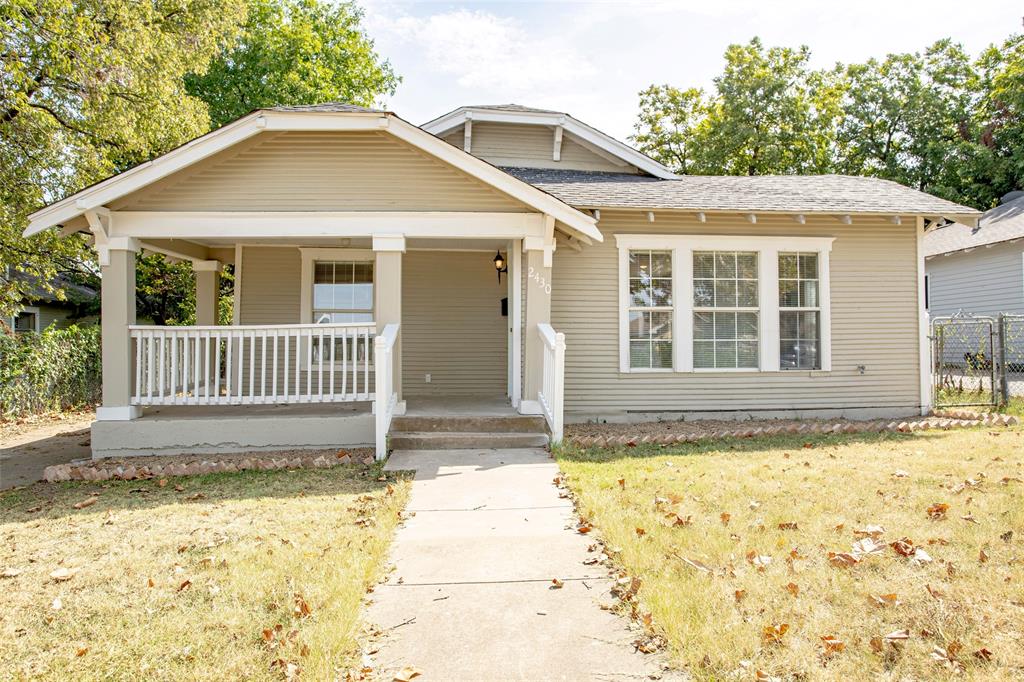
[931,313,1024,408]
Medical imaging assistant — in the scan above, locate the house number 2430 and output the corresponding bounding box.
[528,267,551,295]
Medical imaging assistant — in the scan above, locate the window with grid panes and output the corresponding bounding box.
[627,250,673,369]
[778,252,820,370]
[692,251,759,369]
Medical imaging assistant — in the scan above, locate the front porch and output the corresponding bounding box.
[93,235,567,460]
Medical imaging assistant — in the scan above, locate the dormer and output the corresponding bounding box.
[421,104,677,178]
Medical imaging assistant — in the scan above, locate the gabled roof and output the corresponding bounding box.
[421,104,678,180]
[504,168,982,220]
[24,105,600,242]
[924,193,1024,257]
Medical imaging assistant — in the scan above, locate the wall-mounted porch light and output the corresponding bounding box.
[493,250,507,283]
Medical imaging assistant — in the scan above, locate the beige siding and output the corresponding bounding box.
[114,131,527,212]
[442,123,639,173]
[402,251,508,396]
[239,247,301,324]
[552,212,922,415]
[926,244,1024,317]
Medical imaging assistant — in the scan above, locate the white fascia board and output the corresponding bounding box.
[109,211,547,240]
[421,107,678,180]
[384,116,602,242]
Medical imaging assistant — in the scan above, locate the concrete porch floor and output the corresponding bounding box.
[403,394,515,417]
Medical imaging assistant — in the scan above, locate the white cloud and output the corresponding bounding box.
[368,8,596,95]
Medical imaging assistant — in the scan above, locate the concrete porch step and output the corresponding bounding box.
[391,415,548,434]
[389,431,550,450]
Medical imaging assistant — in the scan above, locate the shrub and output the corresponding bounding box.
[0,325,101,419]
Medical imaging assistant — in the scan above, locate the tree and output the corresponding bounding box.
[1,0,247,318]
[974,33,1024,207]
[185,0,399,129]
[632,85,711,174]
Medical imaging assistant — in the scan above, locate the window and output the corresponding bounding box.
[779,253,820,370]
[312,261,374,324]
[13,309,39,333]
[617,235,833,373]
[627,250,673,369]
[693,251,759,369]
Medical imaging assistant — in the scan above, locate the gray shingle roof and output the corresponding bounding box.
[266,103,385,113]
[503,168,980,217]
[462,104,563,114]
[924,194,1024,257]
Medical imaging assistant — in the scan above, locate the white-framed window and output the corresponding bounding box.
[299,248,376,365]
[616,235,834,373]
[778,252,820,370]
[627,250,673,369]
[12,307,41,333]
[693,251,759,369]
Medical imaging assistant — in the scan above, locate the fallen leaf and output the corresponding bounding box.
[890,537,916,556]
[973,647,993,662]
[550,578,564,589]
[73,496,98,510]
[979,548,989,563]
[617,478,625,489]
[870,636,884,653]
[884,629,910,641]
[926,584,944,599]
[869,593,899,607]
[892,470,910,478]
[635,527,646,537]
[762,623,789,645]
[147,577,155,588]
[576,524,592,534]
[785,582,799,597]
[1,567,22,578]
[158,479,168,487]
[927,502,949,520]
[746,551,772,571]
[853,524,886,540]
[777,522,798,531]
[177,579,192,592]
[828,552,860,568]
[911,548,933,564]
[293,594,312,617]
[1000,530,1013,543]
[734,589,747,602]
[821,635,845,656]
[852,538,886,557]
[76,647,88,657]
[720,512,731,526]
[50,567,77,582]
[393,666,423,682]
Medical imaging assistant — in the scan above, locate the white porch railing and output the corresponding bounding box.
[130,323,376,406]
[373,323,401,460]
[536,323,566,443]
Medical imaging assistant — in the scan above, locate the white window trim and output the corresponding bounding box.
[13,306,41,333]
[299,248,376,325]
[616,234,835,374]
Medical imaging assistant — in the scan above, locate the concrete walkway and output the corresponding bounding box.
[368,449,671,681]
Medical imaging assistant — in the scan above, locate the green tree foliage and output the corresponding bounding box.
[1,0,247,317]
[0,325,101,417]
[135,255,234,325]
[633,35,1024,209]
[185,0,399,129]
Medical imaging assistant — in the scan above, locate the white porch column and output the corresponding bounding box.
[97,239,142,421]
[373,235,404,402]
[194,260,222,326]
[522,236,555,413]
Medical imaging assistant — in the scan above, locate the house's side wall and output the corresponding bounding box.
[552,212,922,418]
[402,250,508,396]
[441,122,640,173]
[925,243,1024,317]
[112,131,528,212]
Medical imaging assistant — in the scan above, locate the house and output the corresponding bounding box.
[23,103,981,460]
[924,191,1024,318]
[6,271,98,333]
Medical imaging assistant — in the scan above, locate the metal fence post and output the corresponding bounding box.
[997,314,1009,406]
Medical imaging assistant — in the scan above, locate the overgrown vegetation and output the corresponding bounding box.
[0,326,101,419]
[0,464,410,680]
[557,428,1024,680]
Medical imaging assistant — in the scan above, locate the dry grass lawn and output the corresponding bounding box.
[557,427,1024,681]
[0,464,410,681]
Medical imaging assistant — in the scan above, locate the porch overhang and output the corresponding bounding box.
[23,108,602,244]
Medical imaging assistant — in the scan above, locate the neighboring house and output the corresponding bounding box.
[23,103,980,459]
[6,272,98,333]
[924,192,1024,318]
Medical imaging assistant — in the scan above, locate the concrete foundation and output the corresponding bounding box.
[91,404,373,458]
[566,405,923,424]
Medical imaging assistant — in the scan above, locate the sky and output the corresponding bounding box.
[360,0,1022,141]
